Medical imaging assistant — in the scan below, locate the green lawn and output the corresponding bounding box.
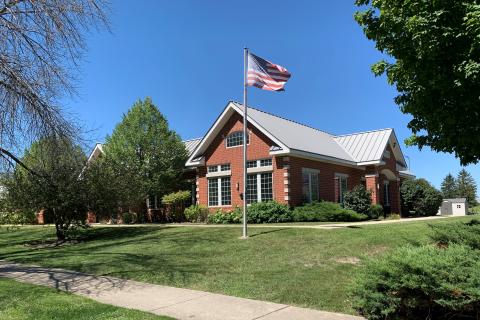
[0,277,172,320]
[0,216,473,315]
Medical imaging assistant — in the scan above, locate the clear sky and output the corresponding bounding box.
[67,0,479,190]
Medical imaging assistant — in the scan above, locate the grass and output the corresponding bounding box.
[0,277,172,320]
[0,216,473,315]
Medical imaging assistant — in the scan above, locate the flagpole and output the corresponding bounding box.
[242,47,248,239]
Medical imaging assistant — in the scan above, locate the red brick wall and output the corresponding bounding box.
[287,157,365,206]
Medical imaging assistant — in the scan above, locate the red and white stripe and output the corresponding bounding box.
[247,54,291,91]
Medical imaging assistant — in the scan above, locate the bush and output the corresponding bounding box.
[343,185,372,215]
[430,219,480,250]
[208,208,242,224]
[162,190,191,222]
[247,201,292,223]
[184,205,209,223]
[0,211,36,225]
[470,206,480,215]
[351,244,480,320]
[400,178,442,217]
[292,201,368,222]
[122,212,138,224]
[368,204,383,219]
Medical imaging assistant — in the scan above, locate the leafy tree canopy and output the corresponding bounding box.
[103,98,188,209]
[400,178,442,216]
[355,0,480,165]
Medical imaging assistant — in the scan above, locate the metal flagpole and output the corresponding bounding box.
[242,47,249,239]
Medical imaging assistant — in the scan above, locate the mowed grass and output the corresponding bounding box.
[0,277,172,320]
[0,216,472,314]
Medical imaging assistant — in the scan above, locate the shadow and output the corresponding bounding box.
[346,226,362,229]
[249,228,288,238]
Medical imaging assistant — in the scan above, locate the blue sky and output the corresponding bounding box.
[67,0,478,190]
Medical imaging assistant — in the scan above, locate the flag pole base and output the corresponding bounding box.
[239,236,249,240]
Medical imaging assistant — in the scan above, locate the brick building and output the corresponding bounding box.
[186,101,414,213]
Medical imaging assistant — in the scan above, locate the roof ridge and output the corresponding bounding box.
[334,128,392,138]
[231,101,334,136]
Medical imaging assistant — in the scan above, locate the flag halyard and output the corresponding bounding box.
[247,53,291,91]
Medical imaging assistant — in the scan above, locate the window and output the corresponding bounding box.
[208,177,231,206]
[208,179,218,206]
[220,164,230,171]
[339,176,348,203]
[247,160,257,168]
[457,204,461,209]
[302,168,319,203]
[260,158,272,167]
[383,181,390,206]
[246,172,273,204]
[208,166,218,173]
[246,174,258,204]
[226,131,249,148]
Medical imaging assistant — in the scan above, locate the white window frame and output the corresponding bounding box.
[225,131,250,148]
[302,168,320,203]
[206,164,231,178]
[246,172,273,204]
[208,176,231,207]
[335,173,348,203]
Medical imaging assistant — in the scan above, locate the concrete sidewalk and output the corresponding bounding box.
[0,261,363,320]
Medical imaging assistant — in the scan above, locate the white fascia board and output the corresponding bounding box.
[185,104,234,165]
[185,157,205,167]
[357,160,385,166]
[87,143,104,163]
[230,103,290,153]
[399,171,416,179]
[286,149,362,169]
[389,130,407,168]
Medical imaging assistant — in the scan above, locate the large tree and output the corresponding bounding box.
[3,138,89,240]
[441,173,457,199]
[103,98,188,214]
[355,1,480,165]
[0,0,108,169]
[400,178,443,216]
[456,169,478,206]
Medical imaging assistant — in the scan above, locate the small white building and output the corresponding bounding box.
[439,198,468,216]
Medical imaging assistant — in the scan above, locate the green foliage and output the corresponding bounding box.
[103,97,188,210]
[2,138,89,240]
[122,212,138,224]
[400,178,442,216]
[247,201,292,223]
[183,205,209,223]
[456,169,478,206]
[430,219,480,250]
[368,204,383,219]
[441,173,457,199]
[470,206,480,215]
[161,191,191,205]
[342,185,372,215]
[351,244,480,320]
[207,208,242,224]
[0,211,36,225]
[292,201,368,222]
[355,0,480,165]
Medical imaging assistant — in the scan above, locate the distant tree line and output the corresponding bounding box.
[440,169,478,206]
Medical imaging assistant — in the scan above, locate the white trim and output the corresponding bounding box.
[247,166,273,174]
[357,160,385,166]
[282,149,361,169]
[335,172,349,178]
[283,172,289,177]
[206,171,231,178]
[225,130,250,149]
[284,195,290,201]
[365,174,379,178]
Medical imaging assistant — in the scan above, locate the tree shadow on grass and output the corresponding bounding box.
[249,228,289,238]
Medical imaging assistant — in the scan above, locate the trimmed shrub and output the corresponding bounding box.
[343,185,372,215]
[292,201,368,222]
[247,201,292,223]
[0,211,36,225]
[400,178,442,216]
[162,190,191,222]
[208,208,242,224]
[184,205,209,223]
[430,219,480,249]
[368,204,383,219]
[351,244,480,320]
[470,206,480,215]
[122,212,138,224]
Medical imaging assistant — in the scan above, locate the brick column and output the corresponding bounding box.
[365,174,380,205]
[390,179,402,214]
[86,210,96,224]
[36,209,45,225]
[282,157,290,205]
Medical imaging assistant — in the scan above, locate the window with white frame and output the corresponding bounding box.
[246,158,272,168]
[225,131,249,148]
[208,164,230,173]
[208,176,231,206]
[246,172,273,204]
[337,174,348,203]
[383,181,390,206]
[302,168,319,203]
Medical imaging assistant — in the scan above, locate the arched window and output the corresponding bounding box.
[225,131,249,148]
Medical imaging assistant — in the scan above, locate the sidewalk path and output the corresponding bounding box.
[0,261,363,320]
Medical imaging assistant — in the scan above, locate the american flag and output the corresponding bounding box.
[247,53,291,91]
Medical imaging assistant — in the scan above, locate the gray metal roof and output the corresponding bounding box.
[232,102,356,162]
[334,129,392,163]
[184,138,202,156]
